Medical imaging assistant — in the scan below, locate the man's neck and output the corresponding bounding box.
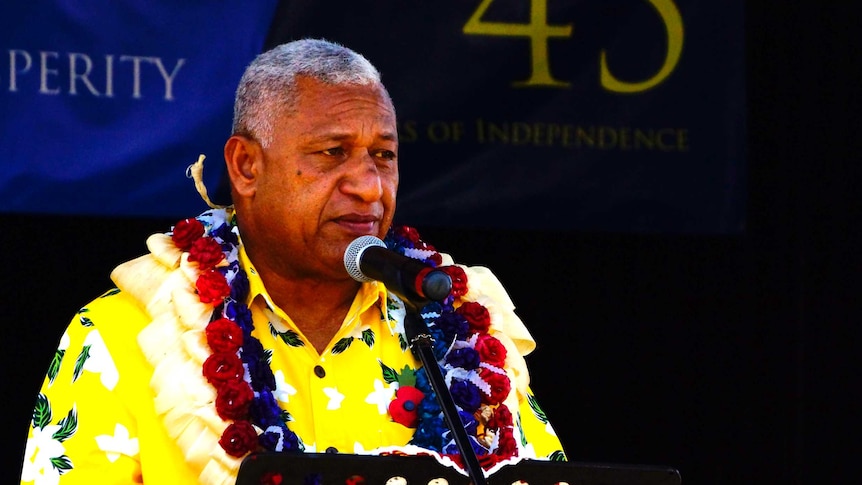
[260,273,360,354]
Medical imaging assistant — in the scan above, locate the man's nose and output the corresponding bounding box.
[339,152,383,201]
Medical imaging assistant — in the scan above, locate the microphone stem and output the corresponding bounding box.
[404,308,487,485]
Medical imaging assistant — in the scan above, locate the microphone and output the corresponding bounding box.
[344,235,452,303]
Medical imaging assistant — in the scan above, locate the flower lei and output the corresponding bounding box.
[170,211,302,457]
[168,210,517,470]
[383,227,518,470]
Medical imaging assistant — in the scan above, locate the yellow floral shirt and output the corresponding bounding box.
[21,238,566,485]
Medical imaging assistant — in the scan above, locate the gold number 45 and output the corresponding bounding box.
[463,0,684,93]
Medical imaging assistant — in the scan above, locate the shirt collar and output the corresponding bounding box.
[237,243,391,332]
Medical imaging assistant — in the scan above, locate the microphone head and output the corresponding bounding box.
[344,235,386,282]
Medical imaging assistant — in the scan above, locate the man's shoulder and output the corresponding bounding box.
[76,286,151,331]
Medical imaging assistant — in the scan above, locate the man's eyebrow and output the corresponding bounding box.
[306,130,398,143]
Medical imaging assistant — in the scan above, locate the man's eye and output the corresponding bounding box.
[375,150,396,161]
[321,147,345,156]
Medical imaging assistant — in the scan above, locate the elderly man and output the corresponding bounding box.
[20,39,565,485]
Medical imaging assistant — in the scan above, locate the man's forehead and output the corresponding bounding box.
[298,123,398,143]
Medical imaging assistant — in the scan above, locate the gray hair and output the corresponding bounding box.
[231,38,386,148]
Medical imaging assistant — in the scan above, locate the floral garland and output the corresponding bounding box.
[167,210,517,472]
[383,227,518,470]
[170,212,302,457]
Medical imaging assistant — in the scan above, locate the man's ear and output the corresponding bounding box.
[224,135,261,197]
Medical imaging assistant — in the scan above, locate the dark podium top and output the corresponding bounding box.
[236,452,681,485]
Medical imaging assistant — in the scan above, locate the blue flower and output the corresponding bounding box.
[282,429,301,451]
[415,367,430,391]
[225,300,253,332]
[442,435,488,456]
[211,223,239,246]
[250,389,282,427]
[421,301,442,317]
[246,355,276,391]
[458,410,479,436]
[436,312,469,342]
[258,427,282,450]
[450,379,482,413]
[446,348,480,370]
[230,269,250,302]
[412,418,445,451]
[423,326,448,361]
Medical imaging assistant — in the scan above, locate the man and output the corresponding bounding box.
[20,39,565,485]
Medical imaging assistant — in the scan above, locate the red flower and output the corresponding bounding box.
[456,302,491,334]
[203,352,245,386]
[196,269,231,303]
[427,252,443,266]
[171,218,205,251]
[215,379,255,420]
[188,237,225,270]
[219,420,258,457]
[494,426,517,458]
[441,266,468,298]
[479,368,511,405]
[474,334,507,367]
[388,385,425,428]
[395,226,421,243]
[206,318,243,354]
[479,452,500,469]
[488,404,513,429]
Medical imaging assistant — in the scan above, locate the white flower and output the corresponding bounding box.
[94,423,139,462]
[21,424,67,485]
[82,330,120,390]
[58,332,70,352]
[347,323,371,339]
[364,379,396,414]
[323,387,345,410]
[353,441,370,454]
[272,370,297,403]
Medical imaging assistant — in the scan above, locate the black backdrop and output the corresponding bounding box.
[4,3,858,484]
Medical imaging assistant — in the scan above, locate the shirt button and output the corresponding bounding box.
[314,365,326,378]
[325,446,338,454]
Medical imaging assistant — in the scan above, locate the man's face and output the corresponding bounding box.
[247,76,399,281]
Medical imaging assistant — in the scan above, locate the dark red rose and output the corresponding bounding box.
[415,239,438,253]
[488,404,513,429]
[388,386,425,428]
[205,318,243,354]
[478,452,500,469]
[456,302,491,334]
[495,426,517,458]
[395,225,421,243]
[215,379,255,420]
[171,218,205,251]
[441,266,468,298]
[196,269,231,304]
[474,334,507,367]
[218,420,258,457]
[188,236,225,270]
[479,368,511,405]
[202,352,244,385]
[427,252,443,267]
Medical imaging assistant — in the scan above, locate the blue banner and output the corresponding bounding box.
[0,1,278,216]
[1,1,745,233]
